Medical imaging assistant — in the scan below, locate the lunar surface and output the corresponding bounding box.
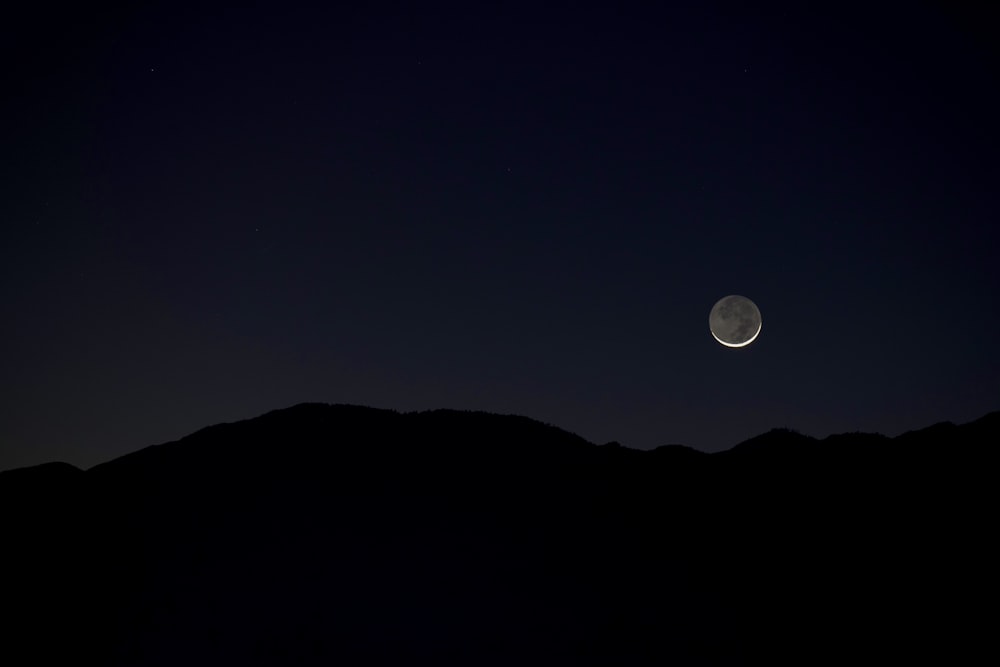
[709,295,761,348]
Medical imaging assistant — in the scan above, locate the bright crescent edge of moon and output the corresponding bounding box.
[710,320,762,348]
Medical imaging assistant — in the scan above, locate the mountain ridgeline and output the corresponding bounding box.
[2,405,996,665]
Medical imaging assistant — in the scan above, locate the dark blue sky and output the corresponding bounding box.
[3,0,998,470]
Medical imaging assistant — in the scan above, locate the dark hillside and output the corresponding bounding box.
[2,405,995,665]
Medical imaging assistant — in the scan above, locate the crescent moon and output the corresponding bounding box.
[709,295,762,348]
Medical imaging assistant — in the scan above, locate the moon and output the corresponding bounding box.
[709,295,762,348]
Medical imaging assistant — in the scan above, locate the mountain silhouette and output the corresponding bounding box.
[1,405,995,665]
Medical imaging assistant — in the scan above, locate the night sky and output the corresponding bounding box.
[4,1,998,471]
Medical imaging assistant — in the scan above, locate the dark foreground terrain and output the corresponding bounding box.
[2,405,996,665]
